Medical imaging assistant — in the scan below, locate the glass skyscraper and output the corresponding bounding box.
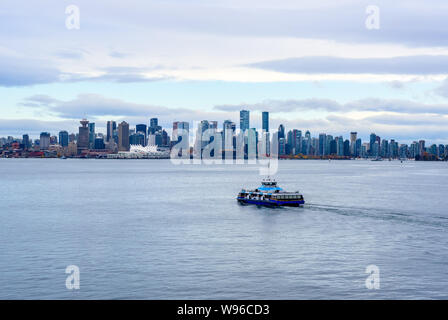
[240,110,250,131]
[262,111,269,132]
[58,131,69,147]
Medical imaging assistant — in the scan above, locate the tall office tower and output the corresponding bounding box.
[419,140,426,156]
[247,128,257,158]
[240,110,250,131]
[58,131,69,147]
[257,131,269,157]
[136,124,148,145]
[329,139,337,155]
[107,121,116,142]
[222,120,236,159]
[381,139,389,158]
[295,130,302,152]
[376,136,381,147]
[350,132,357,156]
[326,135,333,156]
[39,132,51,150]
[22,134,30,149]
[262,111,269,132]
[343,139,351,156]
[149,118,162,135]
[77,119,90,154]
[318,133,326,156]
[337,136,344,156]
[172,121,189,142]
[369,133,377,155]
[355,138,362,158]
[150,118,158,129]
[118,121,130,151]
[286,130,293,155]
[278,124,285,139]
[162,130,170,146]
[88,122,96,148]
[362,143,369,158]
[305,130,311,155]
[193,120,210,158]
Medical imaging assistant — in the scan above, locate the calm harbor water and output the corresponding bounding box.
[0,159,447,299]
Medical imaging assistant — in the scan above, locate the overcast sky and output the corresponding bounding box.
[1,0,448,143]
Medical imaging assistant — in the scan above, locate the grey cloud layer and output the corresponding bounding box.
[2,1,448,86]
[3,0,448,47]
[214,98,448,114]
[248,55,448,75]
[0,54,171,86]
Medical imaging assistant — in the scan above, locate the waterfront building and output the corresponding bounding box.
[39,132,50,150]
[22,134,30,149]
[94,137,105,150]
[419,140,426,156]
[350,132,357,156]
[67,141,77,157]
[336,136,344,156]
[162,130,170,146]
[343,139,350,156]
[318,133,326,156]
[381,139,389,158]
[88,123,95,148]
[278,125,285,140]
[355,138,362,157]
[130,132,145,146]
[136,124,147,145]
[59,131,69,147]
[77,119,90,154]
[118,121,130,151]
[106,121,116,142]
[369,133,377,156]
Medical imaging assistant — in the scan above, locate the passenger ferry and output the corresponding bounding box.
[237,178,305,207]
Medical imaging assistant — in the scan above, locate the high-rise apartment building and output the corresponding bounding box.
[118,121,130,151]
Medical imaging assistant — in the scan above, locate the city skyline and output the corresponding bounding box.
[1,110,447,161]
[0,110,446,146]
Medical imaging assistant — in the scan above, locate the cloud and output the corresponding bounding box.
[248,55,448,75]
[214,98,448,115]
[0,119,77,137]
[55,50,85,60]
[434,77,448,98]
[0,53,172,86]
[19,94,239,128]
[0,55,62,87]
[109,51,129,59]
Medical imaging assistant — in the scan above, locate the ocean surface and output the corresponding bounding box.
[0,159,447,299]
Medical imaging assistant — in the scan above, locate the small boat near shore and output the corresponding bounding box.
[237,178,305,207]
